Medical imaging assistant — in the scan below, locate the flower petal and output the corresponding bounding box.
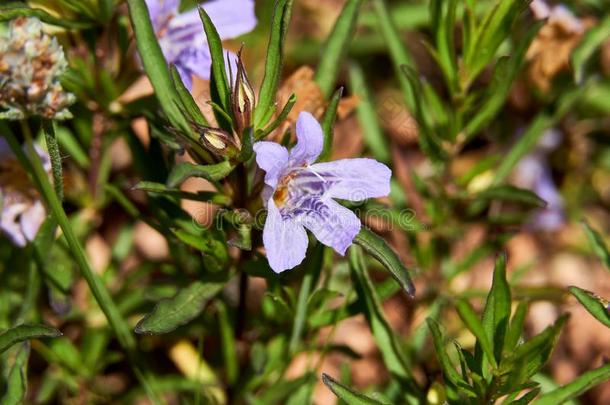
[21,201,46,242]
[289,111,323,166]
[1,202,28,247]
[309,158,391,201]
[174,47,212,86]
[263,199,308,273]
[145,0,180,32]
[302,199,360,255]
[253,141,289,188]
[171,0,257,42]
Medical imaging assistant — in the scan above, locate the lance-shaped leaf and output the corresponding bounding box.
[354,227,415,296]
[318,87,344,162]
[568,286,610,328]
[254,0,294,127]
[0,324,62,354]
[126,0,190,135]
[256,93,296,140]
[499,315,568,391]
[198,7,231,113]
[322,373,388,405]
[505,300,528,351]
[465,21,543,138]
[400,66,446,162]
[455,299,497,369]
[1,343,30,405]
[135,181,231,205]
[372,0,415,109]
[493,85,585,185]
[426,319,477,397]
[135,280,225,335]
[473,186,547,208]
[166,161,234,188]
[463,0,530,82]
[481,253,511,362]
[289,244,324,354]
[535,363,610,404]
[582,220,610,271]
[315,0,364,97]
[572,16,610,83]
[349,63,390,163]
[170,65,208,127]
[349,248,421,399]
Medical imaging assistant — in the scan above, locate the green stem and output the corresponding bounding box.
[7,122,163,405]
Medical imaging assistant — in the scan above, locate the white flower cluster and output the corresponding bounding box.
[0,17,75,120]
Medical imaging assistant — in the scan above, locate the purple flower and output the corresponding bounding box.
[253,112,392,273]
[514,129,564,231]
[0,137,50,247]
[145,0,257,89]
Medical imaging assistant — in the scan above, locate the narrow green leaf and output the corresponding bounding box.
[135,281,225,335]
[0,324,62,354]
[315,0,364,97]
[426,319,473,391]
[166,161,233,188]
[536,363,610,404]
[500,315,568,389]
[505,301,528,351]
[465,21,544,138]
[473,185,547,208]
[465,0,530,82]
[581,221,610,271]
[198,7,231,113]
[257,374,316,404]
[429,0,458,92]
[481,253,511,362]
[371,0,415,109]
[353,227,415,297]
[170,64,209,126]
[289,244,324,354]
[572,16,610,83]
[568,286,610,328]
[134,181,231,205]
[318,87,344,162]
[55,126,90,168]
[256,93,296,140]
[349,247,414,383]
[254,0,293,127]
[492,85,585,185]
[126,0,190,135]
[322,373,387,405]
[0,3,93,28]
[216,302,238,384]
[348,63,390,163]
[400,66,447,162]
[42,120,64,201]
[455,299,498,369]
[172,230,229,273]
[1,343,30,405]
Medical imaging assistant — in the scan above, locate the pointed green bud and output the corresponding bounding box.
[197,125,241,158]
[231,51,255,135]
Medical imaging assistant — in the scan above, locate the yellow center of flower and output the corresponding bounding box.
[273,171,298,208]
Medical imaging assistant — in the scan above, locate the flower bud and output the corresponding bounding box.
[198,125,241,158]
[0,17,75,120]
[231,52,255,135]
